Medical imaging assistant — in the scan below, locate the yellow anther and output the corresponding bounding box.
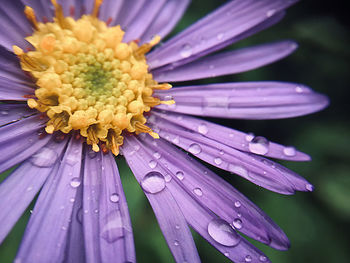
[92,0,104,17]
[51,0,68,28]
[24,6,38,30]
[134,35,161,58]
[151,83,172,90]
[160,100,175,105]
[13,46,49,72]
[27,99,38,108]
[45,125,55,134]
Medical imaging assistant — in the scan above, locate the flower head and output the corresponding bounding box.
[0,1,328,263]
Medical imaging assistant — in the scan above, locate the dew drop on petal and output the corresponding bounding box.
[295,86,304,93]
[245,133,254,142]
[164,173,172,182]
[1,110,9,115]
[174,240,179,246]
[101,210,125,243]
[224,252,230,257]
[208,219,240,247]
[141,172,166,194]
[283,146,296,157]
[228,164,248,177]
[232,218,243,230]
[234,201,241,208]
[198,123,208,134]
[176,171,184,180]
[110,193,119,203]
[214,157,223,165]
[148,160,157,169]
[30,147,59,167]
[180,44,193,58]
[306,184,314,191]
[70,177,81,188]
[259,255,268,262]
[26,186,33,192]
[193,188,203,196]
[248,136,269,155]
[188,143,201,155]
[153,152,161,159]
[266,9,276,17]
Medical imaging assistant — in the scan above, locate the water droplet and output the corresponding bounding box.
[153,152,161,159]
[180,44,192,58]
[175,225,180,229]
[188,143,201,155]
[69,198,75,203]
[266,9,276,17]
[259,255,268,262]
[30,147,59,167]
[148,160,157,169]
[224,252,230,257]
[245,255,252,262]
[198,123,208,134]
[101,210,125,243]
[283,146,296,156]
[26,186,33,192]
[172,135,180,144]
[176,171,184,180]
[164,173,172,182]
[214,157,223,165]
[70,177,81,188]
[141,172,166,194]
[174,240,179,246]
[245,133,254,142]
[1,110,8,115]
[133,144,140,151]
[229,133,234,138]
[110,193,119,203]
[65,152,80,166]
[248,136,269,155]
[228,164,248,177]
[207,219,240,247]
[232,218,243,230]
[295,86,303,93]
[193,188,203,196]
[306,184,313,191]
[217,33,224,40]
[219,150,224,155]
[234,201,241,208]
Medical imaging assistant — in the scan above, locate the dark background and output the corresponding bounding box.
[1,0,349,262]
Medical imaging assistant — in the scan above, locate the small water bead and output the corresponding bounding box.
[266,9,276,17]
[174,240,179,246]
[110,193,120,203]
[65,153,80,166]
[306,184,314,191]
[70,177,81,188]
[172,136,180,144]
[164,173,172,183]
[193,188,203,196]
[26,186,33,192]
[248,136,269,155]
[148,160,157,169]
[30,147,59,167]
[245,255,252,262]
[283,146,296,157]
[1,110,8,115]
[197,123,208,135]
[101,210,125,243]
[295,86,304,93]
[153,152,161,159]
[180,44,193,58]
[234,201,241,208]
[245,133,254,142]
[224,252,230,257]
[175,224,180,230]
[188,143,202,155]
[69,198,75,203]
[141,172,166,194]
[176,171,184,180]
[219,150,224,155]
[259,255,268,262]
[228,164,248,177]
[214,157,223,165]
[207,219,240,247]
[232,218,243,230]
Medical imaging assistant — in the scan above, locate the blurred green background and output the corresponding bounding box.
[1,0,349,262]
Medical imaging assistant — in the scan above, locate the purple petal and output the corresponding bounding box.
[22,0,54,22]
[155,82,329,119]
[16,136,83,262]
[0,137,67,244]
[152,41,297,82]
[148,0,298,69]
[0,1,33,50]
[83,148,135,263]
[122,135,274,260]
[0,77,35,101]
[98,0,124,25]
[123,0,167,42]
[121,137,203,263]
[0,115,51,173]
[113,0,147,29]
[140,0,191,44]
[0,104,36,127]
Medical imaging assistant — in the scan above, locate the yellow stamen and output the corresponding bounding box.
[24,6,38,30]
[134,35,161,58]
[92,0,104,17]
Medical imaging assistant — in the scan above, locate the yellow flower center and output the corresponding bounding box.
[13,0,173,155]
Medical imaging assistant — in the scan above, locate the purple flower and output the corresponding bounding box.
[0,0,328,263]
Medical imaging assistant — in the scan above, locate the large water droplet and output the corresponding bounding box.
[110,193,120,203]
[259,255,268,262]
[198,123,208,135]
[248,136,269,155]
[141,172,166,194]
[30,147,59,167]
[232,218,243,230]
[180,44,193,58]
[283,146,296,157]
[101,210,125,243]
[148,160,157,169]
[70,177,81,188]
[188,143,201,155]
[65,152,80,166]
[207,219,240,247]
[193,188,203,196]
[176,171,184,180]
[245,255,252,262]
[228,164,248,177]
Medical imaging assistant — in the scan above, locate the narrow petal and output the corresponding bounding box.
[140,0,191,44]
[0,104,36,127]
[113,0,147,29]
[0,77,35,101]
[22,0,54,22]
[122,136,202,263]
[0,137,67,244]
[155,82,329,119]
[151,110,311,161]
[83,148,135,263]
[152,41,297,82]
[148,0,298,69]
[16,136,83,263]
[122,136,274,260]
[0,115,51,174]
[123,0,167,42]
[98,0,124,25]
[0,1,33,50]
